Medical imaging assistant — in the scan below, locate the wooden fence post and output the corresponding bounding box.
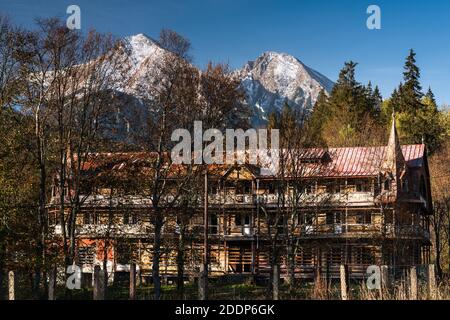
[380,265,390,299]
[129,263,136,300]
[272,264,279,300]
[8,271,15,300]
[380,265,390,289]
[409,266,418,300]
[93,265,105,300]
[198,264,206,300]
[340,264,348,300]
[427,264,437,299]
[48,266,57,300]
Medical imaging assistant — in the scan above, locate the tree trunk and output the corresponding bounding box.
[272,264,280,300]
[286,242,295,288]
[152,214,163,300]
[435,235,443,279]
[268,241,279,299]
[176,222,186,298]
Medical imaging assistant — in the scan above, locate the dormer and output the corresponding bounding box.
[299,148,330,164]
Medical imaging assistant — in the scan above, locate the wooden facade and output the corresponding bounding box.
[48,120,433,283]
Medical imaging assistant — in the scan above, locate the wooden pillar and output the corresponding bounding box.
[8,270,15,301]
[48,266,57,300]
[409,266,418,300]
[93,265,105,300]
[314,247,322,291]
[427,264,437,299]
[340,264,348,300]
[198,264,207,300]
[251,241,255,274]
[129,263,136,300]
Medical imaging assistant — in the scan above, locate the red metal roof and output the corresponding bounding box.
[78,144,425,179]
[299,144,425,178]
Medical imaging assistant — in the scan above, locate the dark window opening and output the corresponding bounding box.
[326,212,334,225]
[384,179,391,191]
[235,214,241,226]
[123,212,138,225]
[355,212,372,224]
[355,179,371,192]
[402,178,409,192]
[384,211,393,224]
[209,214,218,234]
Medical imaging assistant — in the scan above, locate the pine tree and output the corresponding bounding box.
[305,89,329,146]
[425,86,436,105]
[372,85,383,118]
[400,49,423,113]
[418,87,445,153]
[386,51,445,154]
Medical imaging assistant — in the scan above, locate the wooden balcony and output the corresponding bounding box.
[53,224,148,238]
[209,192,376,207]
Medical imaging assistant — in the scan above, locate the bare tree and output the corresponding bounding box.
[430,142,450,278]
[17,18,128,297]
[0,15,20,110]
[135,30,201,299]
[158,29,192,62]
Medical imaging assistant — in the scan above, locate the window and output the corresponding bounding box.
[116,241,134,264]
[384,179,391,191]
[419,176,426,198]
[402,178,409,192]
[355,179,370,192]
[209,214,218,234]
[236,182,252,194]
[316,185,327,194]
[209,184,218,194]
[123,212,138,225]
[235,214,242,226]
[234,214,250,226]
[83,212,98,225]
[305,184,315,194]
[326,212,342,225]
[355,212,372,224]
[384,211,393,224]
[78,246,95,265]
[123,212,129,225]
[277,217,285,234]
[267,183,276,194]
[326,183,334,194]
[326,212,334,225]
[335,212,342,224]
[299,213,314,225]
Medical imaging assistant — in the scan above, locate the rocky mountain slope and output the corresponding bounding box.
[115,34,335,128]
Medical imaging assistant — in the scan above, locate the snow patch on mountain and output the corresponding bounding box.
[237,51,334,126]
[112,34,335,128]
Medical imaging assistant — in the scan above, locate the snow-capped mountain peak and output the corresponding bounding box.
[123,33,164,71]
[238,51,334,125]
[115,34,335,127]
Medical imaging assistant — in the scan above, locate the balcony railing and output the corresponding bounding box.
[209,192,376,206]
[54,224,147,237]
[384,224,430,240]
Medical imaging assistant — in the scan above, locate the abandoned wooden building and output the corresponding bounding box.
[48,119,433,284]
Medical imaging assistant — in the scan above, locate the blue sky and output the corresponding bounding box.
[1,0,450,105]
